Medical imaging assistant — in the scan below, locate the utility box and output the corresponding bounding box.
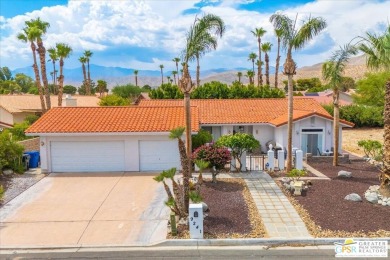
[189,204,203,239]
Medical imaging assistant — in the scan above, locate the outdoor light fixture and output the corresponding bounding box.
[296,130,299,135]
[328,129,331,135]
[41,141,45,146]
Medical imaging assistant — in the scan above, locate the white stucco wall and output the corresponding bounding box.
[39,135,176,173]
[221,125,233,136]
[253,125,274,152]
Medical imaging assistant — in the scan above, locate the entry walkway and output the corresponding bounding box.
[205,172,311,238]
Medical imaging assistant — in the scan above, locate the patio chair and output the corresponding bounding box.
[317,148,324,156]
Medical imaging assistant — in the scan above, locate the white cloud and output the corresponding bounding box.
[0,0,389,71]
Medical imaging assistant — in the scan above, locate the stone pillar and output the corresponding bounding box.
[267,150,274,170]
[296,150,303,170]
[278,150,285,170]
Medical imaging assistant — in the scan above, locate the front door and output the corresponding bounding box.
[301,129,324,156]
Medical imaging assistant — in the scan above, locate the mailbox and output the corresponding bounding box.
[189,204,203,239]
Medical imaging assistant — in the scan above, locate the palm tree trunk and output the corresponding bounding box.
[87,61,91,95]
[58,59,64,106]
[82,64,87,86]
[257,37,261,87]
[275,38,281,88]
[286,74,293,172]
[176,63,180,82]
[135,75,138,87]
[252,61,255,77]
[265,53,270,85]
[333,90,340,166]
[196,54,200,87]
[174,74,177,85]
[161,69,163,85]
[37,39,51,109]
[184,92,192,212]
[238,75,241,83]
[380,79,390,196]
[30,42,46,113]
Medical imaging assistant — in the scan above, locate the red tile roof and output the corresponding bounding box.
[26,106,199,134]
[138,98,353,126]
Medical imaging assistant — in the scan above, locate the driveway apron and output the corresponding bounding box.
[0,172,169,247]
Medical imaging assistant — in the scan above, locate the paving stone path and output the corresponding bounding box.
[206,172,311,238]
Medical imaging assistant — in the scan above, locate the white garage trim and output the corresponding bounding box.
[139,140,181,171]
[51,141,125,172]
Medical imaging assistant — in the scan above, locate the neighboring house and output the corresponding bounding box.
[134,92,150,105]
[139,98,353,156]
[26,97,353,173]
[0,94,100,127]
[25,106,199,173]
[304,90,353,106]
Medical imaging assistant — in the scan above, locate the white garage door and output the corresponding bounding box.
[139,140,180,171]
[51,141,125,172]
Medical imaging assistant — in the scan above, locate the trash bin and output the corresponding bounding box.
[25,151,40,168]
[22,154,30,171]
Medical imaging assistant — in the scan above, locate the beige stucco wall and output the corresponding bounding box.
[0,107,14,125]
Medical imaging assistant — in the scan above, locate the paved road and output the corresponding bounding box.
[0,172,169,247]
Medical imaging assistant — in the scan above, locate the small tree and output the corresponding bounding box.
[216,133,260,172]
[192,129,212,150]
[99,95,129,106]
[192,144,231,182]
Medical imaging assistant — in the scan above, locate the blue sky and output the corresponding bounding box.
[0,0,389,72]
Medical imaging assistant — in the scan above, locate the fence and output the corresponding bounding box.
[246,154,267,171]
[17,137,40,152]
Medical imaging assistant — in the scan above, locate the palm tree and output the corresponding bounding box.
[237,71,242,83]
[172,71,178,85]
[83,50,93,95]
[246,70,254,85]
[173,57,180,81]
[252,27,267,86]
[179,13,225,213]
[359,25,390,196]
[322,44,357,166]
[78,56,87,88]
[134,70,139,87]
[261,42,272,86]
[56,43,72,106]
[159,64,164,85]
[274,28,283,88]
[47,47,58,93]
[190,14,225,87]
[26,17,51,109]
[17,27,46,112]
[167,76,171,83]
[248,52,257,75]
[270,13,327,172]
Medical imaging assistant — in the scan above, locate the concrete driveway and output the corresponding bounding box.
[0,172,169,247]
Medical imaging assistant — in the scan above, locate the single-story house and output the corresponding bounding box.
[304,90,353,106]
[0,94,100,128]
[138,98,354,156]
[26,97,353,173]
[25,106,199,173]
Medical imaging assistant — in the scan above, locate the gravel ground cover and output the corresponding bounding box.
[278,160,390,237]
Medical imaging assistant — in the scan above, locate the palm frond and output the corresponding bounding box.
[293,16,327,50]
[169,126,185,139]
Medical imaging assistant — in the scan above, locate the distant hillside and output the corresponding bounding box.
[11,55,368,89]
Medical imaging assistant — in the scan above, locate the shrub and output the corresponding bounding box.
[287,169,307,182]
[8,121,30,141]
[192,144,231,182]
[99,94,130,106]
[192,129,213,150]
[357,140,383,160]
[0,185,4,200]
[0,132,24,173]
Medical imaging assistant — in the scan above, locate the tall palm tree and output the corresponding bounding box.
[190,14,225,87]
[246,70,254,85]
[274,28,283,88]
[270,13,327,172]
[173,57,180,81]
[134,70,139,87]
[56,43,72,106]
[248,52,257,75]
[252,27,267,86]
[26,17,51,109]
[261,42,272,86]
[47,47,58,93]
[159,64,164,85]
[78,56,87,88]
[179,13,225,213]
[237,71,242,83]
[167,76,171,83]
[359,25,390,196]
[17,27,46,112]
[172,71,178,85]
[322,44,357,166]
[83,50,93,95]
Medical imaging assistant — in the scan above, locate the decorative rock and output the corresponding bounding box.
[365,193,379,204]
[369,185,380,191]
[387,202,390,206]
[344,193,362,202]
[2,169,13,175]
[378,200,383,204]
[338,170,352,178]
[281,177,290,184]
[201,202,209,212]
[382,201,387,206]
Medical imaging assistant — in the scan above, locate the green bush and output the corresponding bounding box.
[287,169,307,181]
[192,129,213,150]
[0,132,25,173]
[322,104,383,127]
[0,185,4,200]
[8,121,30,141]
[357,140,383,160]
[99,95,130,106]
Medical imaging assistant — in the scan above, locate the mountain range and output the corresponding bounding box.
[11,55,368,89]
